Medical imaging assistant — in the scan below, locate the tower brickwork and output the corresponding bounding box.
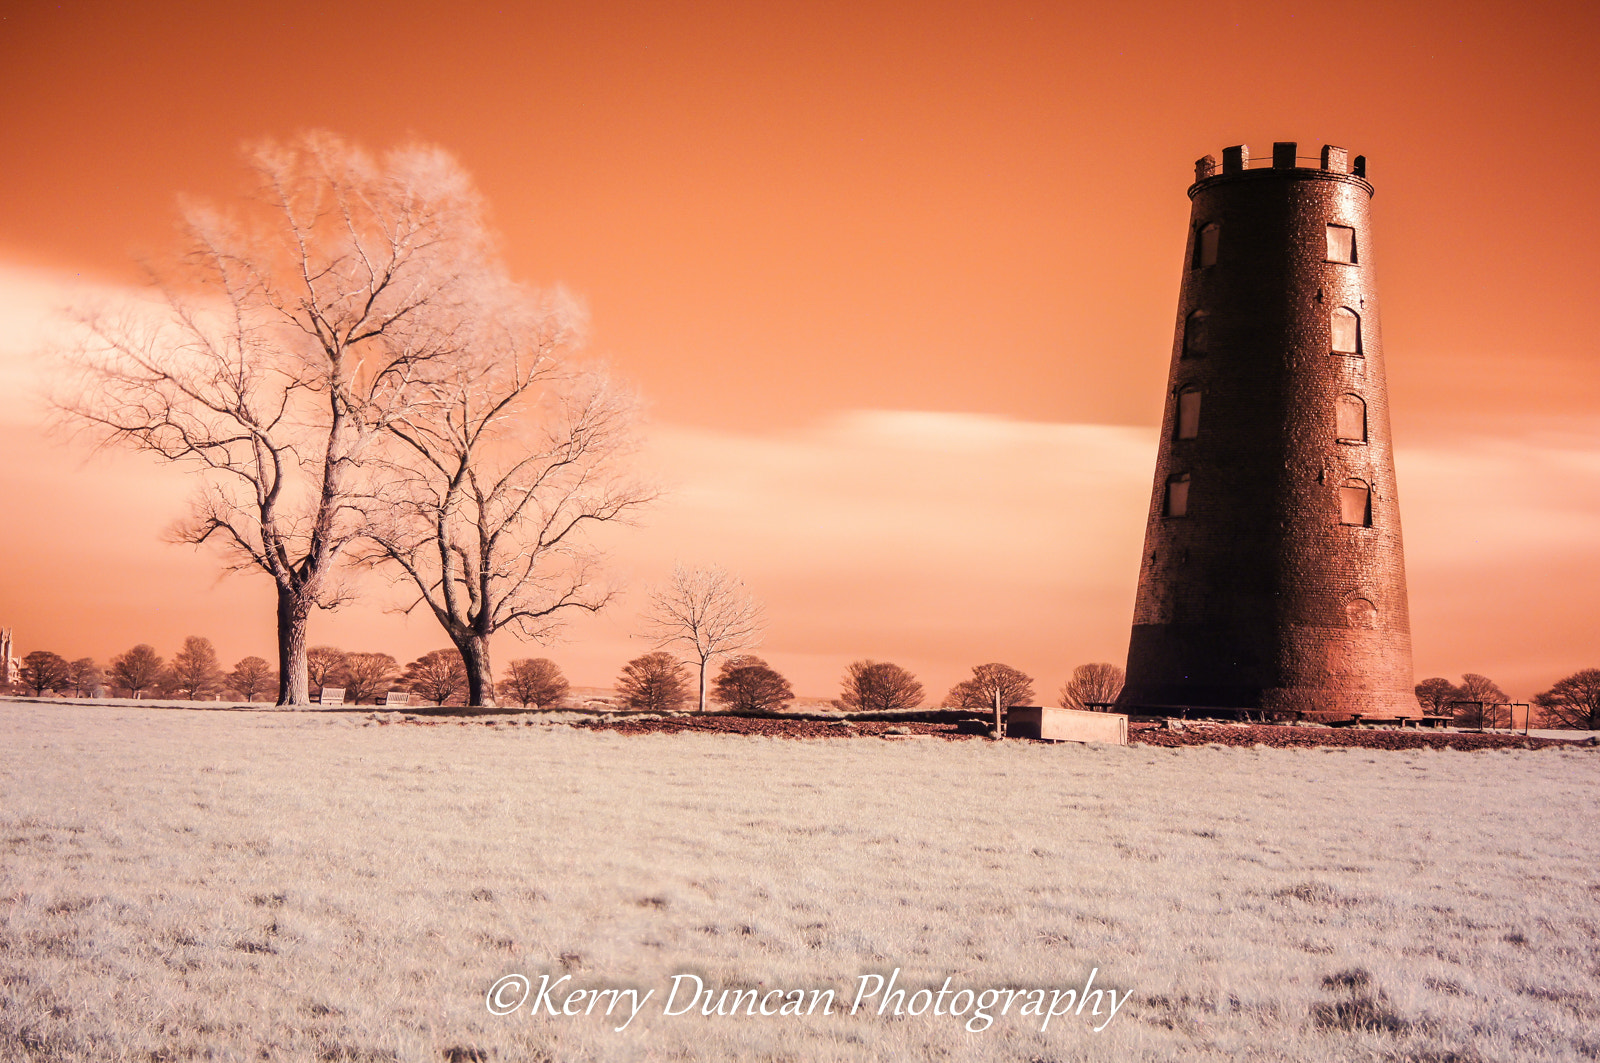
[1117,143,1414,719]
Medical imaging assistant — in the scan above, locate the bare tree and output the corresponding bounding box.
[306,646,350,692]
[1455,673,1510,728]
[642,564,765,713]
[1414,677,1460,715]
[227,656,275,701]
[109,644,164,699]
[168,636,224,699]
[837,660,923,713]
[1059,663,1126,711]
[342,652,400,704]
[946,663,1034,737]
[1534,668,1600,730]
[616,652,691,712]
[67,657,102,698]
[404,649,468,707]
[21,651,72,696]
[59,133,497,705]
[355,294,650,708]
[503,658,570,709]
[711,656,794,713]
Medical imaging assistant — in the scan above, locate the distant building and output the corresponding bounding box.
[0,628,18,686]
[1116,143,1415,720]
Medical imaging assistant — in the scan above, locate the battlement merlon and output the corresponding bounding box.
[1192,142,1372,198]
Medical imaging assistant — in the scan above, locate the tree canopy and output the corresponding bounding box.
[711,656,794,713]
[1059,663,1125,710]
[617,652,691,712]
[504,659,570,710]
[837,660,923,713]
[1534,668,1600,730]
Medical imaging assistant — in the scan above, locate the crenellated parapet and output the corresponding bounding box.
[1191,142,1371,197]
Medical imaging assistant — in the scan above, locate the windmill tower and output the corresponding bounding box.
[1116,142,1414,720]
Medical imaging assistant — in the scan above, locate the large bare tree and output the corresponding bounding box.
[642,564,766,713]
[354,294,651,707]
[61,133,493,704]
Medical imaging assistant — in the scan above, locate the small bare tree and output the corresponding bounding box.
[168,636,224,699]
[59,133,496,705]
[504,658,570,709]
[837,660,923,713]
[404,649,468,707]
[108,645,164,698]
[20,652,72,697]
[711,656,795,713]
[227,656,275,701]
[342,652,400,704]
[616,652,691,712]
[67,658,102,698]
[946,663,1034,737]
[306,646,350,692]
[1414,677,1460,715]
[642,564,766,713]
[1457,673,1510,728]
[1058,663,1126,711]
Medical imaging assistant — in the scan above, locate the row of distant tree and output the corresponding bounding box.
[5,639,572,709]
[1414,672,1600,730]
[611,654,1125,719]
[12,637,1598,730]
[6,635,1121,718]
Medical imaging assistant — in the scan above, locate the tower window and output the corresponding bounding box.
[1327,224,1357,263]
[1331,307,1361,354]
[1183,311,1209,357]
[1176,388,1201,439]
[1336,394,1367,442]
[1339,478,1371,526]
[1165,472,1190,517]
[1193,223,1219,268]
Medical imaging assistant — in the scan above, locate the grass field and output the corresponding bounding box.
[2,703,1598,1062]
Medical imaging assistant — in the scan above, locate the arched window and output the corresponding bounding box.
[1192,223,1220,268]
[1326,224,1357,263]
[1176,388,1202,440]
[1331,307,1361,354]
[1165,472,1190,517]
[1345,598,1378,629]
[1339,478,1371,526]
[1183,311,1209,357]
[1336,394,1367,442]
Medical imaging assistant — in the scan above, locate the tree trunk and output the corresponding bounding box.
[994,688,1003,739]
[460,633,497,709]
[276,588,311,707]
[698,657,709,713]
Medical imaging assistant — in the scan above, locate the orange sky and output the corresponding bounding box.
[1,0,1597,700]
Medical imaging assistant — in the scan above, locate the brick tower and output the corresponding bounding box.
[1117,142,1414,720]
